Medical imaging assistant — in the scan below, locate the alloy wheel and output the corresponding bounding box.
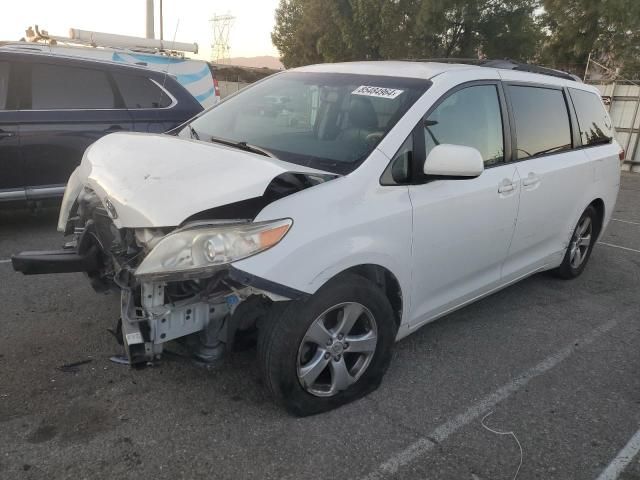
[569,216,593,269]
[297,302,378,397]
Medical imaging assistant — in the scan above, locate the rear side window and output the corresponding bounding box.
[31,63,115,109]
[424,84,504,166]
[569,88,613,146]
[112,73,172,109]
[508,86,571,159]
[0,62,9,110]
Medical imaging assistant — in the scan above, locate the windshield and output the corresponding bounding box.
[183,72,429,174]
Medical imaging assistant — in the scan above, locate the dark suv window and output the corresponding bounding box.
[0,62,9,110]
[508,86,572,160]
[424,85,504,166]
[112,73,172,109]
[569,88,613,146]
[31,63,115,110]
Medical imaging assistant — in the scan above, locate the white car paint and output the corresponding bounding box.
[233,65,621,338]
[60,132,330,229]
[423,144,484,177]
[58,61,622,342]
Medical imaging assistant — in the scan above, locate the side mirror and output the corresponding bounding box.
[423,144,484,178]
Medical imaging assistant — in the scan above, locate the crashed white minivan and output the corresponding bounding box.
[13,60,621,416]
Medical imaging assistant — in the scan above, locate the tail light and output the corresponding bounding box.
[213,78,221,98]
[619,148,625,161]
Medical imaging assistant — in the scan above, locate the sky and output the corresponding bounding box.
[0,0,281,60]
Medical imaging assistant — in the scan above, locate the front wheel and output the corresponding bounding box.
[552,205,599,279]
[257,274,397,416]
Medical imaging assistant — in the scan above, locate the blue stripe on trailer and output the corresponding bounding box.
[176,66,211,85]
[194,87,215,102]
[111,52,187,65]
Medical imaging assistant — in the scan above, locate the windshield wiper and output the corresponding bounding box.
[209,135,276,158]
[187,124,200,141]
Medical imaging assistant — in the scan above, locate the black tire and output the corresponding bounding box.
[257,273,397,416]
[552,205,599,279]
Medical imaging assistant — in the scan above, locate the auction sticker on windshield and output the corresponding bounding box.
[352,85,404,99]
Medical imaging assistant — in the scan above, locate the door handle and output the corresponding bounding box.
[498,179,515,194]
[522,173,540,187]
[0,130,15,138]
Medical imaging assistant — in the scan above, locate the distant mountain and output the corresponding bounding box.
[225,56,284,70]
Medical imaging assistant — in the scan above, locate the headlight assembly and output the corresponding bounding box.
[135,219,292,281]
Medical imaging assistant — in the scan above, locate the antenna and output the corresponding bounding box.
[159,20,180,107]
[210,14,234,63]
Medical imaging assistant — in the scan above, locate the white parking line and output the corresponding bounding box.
[361,319,619,480]
[612,218,640,226]
[0,259,11,264]
[598,242,640,254]
[596,428,640,480]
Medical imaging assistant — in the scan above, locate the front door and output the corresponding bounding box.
[408,83,520,327]
[0,60,23,198]
[18,60,132,196]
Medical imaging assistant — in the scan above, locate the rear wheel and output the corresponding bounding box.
[552,205,599,279]
[257,273,397,416]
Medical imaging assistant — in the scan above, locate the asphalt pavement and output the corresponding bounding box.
[0,174,639,480]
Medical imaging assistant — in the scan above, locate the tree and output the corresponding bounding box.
[272,0,542,68]
[478,0,542,60]
[408,0,541,60]
[541,0,640,76]
[271,0,329,67]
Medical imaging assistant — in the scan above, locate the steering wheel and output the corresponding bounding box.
[365,131,385,145]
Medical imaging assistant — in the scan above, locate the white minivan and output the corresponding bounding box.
[13,60,622,416]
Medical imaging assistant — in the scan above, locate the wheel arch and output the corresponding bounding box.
[321,264,404,327]
[566,196,607,246]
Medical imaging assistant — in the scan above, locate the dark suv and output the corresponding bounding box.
[0,49,203,202]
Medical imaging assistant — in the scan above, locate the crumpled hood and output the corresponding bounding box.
[65,132,330,229]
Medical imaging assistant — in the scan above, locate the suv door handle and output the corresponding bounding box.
[522,173,540,187]
[498,179,515,194]
[0,129,15,138]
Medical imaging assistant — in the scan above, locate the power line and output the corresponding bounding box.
[210,14,235,64]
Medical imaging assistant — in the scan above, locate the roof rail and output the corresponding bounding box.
[481,59,581,82]
[404,58,581,82]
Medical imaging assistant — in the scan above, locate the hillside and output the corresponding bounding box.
[225,55,284,70]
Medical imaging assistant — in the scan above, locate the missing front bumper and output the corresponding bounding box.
[11,247,100,275]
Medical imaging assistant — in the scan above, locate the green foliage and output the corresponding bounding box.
[541,0,640,76]
[272,0,639,76]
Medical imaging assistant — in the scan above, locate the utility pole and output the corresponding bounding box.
[159,0,164,40]
[146,0,155,39]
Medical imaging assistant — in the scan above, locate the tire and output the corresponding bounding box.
[257,273,397,416]
[552,205,599,279]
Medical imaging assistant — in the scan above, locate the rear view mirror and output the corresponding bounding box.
[423,144,484,178]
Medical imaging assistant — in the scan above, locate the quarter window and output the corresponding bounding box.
[569,88,613,146]
[0,62,9,110]
[31,63,115,109]
[508,86,571,159]
[112,73,172,109]
[424,85,504,166]
[381,134,413,185]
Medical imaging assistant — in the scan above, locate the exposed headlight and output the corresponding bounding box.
[135,219,292,281]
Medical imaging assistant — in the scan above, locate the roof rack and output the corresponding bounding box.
[14,25,196,57]
[405,58,581,82]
